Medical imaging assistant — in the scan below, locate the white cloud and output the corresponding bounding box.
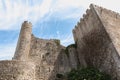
[55,31,74,46]
[91,0,120,13]
[0,36,18,60]
[53,0,81,11]
[83,0,120,12]
[60,33,74,46]
[0,0,52,30]
[0,42,16,60]
[52,0,120,18]
[1,0,119,30]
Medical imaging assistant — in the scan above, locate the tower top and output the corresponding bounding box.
[22,21,32,27]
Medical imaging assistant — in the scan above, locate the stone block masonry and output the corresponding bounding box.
[73,4,120,80]
[13,21,32,61]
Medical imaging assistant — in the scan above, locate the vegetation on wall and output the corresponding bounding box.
[54,39,60,45]
[56,67,111,80]
[56,73,64,79]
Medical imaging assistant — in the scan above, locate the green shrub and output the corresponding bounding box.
[54,39,60,45]
[56,73,64,78]
[66,67,111,80]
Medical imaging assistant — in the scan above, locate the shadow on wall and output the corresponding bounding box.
[47,43,79,80]
[47,49,71,80]
[75,19,120,80]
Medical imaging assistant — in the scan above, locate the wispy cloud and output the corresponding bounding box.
[0,42,16,60]
[0,31,18,60]
[60,33,74,46]
[0,0,85,30]
[0,0,53,30]
[0,0,120,30]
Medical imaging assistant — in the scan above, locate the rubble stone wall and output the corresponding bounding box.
[0,60,35,80]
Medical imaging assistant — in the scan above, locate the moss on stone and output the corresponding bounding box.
[54,39,60,45]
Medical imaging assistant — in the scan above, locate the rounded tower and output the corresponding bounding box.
[13,21,32,60]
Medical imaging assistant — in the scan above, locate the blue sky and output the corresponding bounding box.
[0,0,120,60]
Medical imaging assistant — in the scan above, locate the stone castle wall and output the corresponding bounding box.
[29,35,69,80]
[0,60,35,80]
[94,5,120,56]
[1,4,120,80]
[11,21,78,80]
[73,4,120,80]
[28,35,78,80]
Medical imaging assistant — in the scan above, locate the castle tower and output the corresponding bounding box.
[13,21,32,60]
[73,4,120,79]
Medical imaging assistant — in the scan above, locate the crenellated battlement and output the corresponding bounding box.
[74,9,91,31]
[91,4,120,19]
[23,21,32,25]
[22,21,32,28]
[73,4,120,80]
[73,7,95,42]
[74,3,120,32]
[74,4,120,42]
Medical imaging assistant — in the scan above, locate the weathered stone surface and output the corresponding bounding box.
[0,60,35,80]
[29,35,69,80]
[73,4,120,80]
[13,21,32,61]
[68,47,79,69]
[48,49,71,80]
[11,21,74,80]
